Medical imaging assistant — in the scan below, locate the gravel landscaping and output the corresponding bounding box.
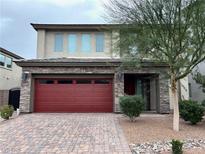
[119,114,205,153]
[130,139,205,154]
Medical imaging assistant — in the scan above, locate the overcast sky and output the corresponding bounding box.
[0,0,107,59]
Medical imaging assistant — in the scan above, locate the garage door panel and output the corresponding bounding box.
[35,78,113,112]
[35,98,76,102]
[35,105,112,112]
[75,97,112,102]
[36,94,112,100]
[37,87,75,92]
[35,91,75,96]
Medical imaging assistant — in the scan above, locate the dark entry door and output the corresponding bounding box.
[9,88,20,110]
[135,79,151,111]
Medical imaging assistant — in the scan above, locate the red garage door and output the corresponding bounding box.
[34,78,113,112]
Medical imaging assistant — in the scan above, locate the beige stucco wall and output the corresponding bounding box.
[189,61,205,103]
[37,30,116,59]
[179,76,189,100]
[169,76,189,110]
[0,54,22,90]
[36,30,46,58]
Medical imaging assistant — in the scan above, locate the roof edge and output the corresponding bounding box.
[31,23,121,31]
[15,58,168,67]
[0,47,24,59]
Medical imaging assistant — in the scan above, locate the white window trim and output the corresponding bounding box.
[0,53,13,70]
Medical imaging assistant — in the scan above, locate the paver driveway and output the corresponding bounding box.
[0,113,131,154]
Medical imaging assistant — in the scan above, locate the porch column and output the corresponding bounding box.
[19,71,32,112]
[114,72,124,112]
[159,74,170,113]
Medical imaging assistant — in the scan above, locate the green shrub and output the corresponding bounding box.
[201,100,205,107]
[179,100,204,125]
[120,95,144,122]
[171,139,183,154]
[0,105,14,120]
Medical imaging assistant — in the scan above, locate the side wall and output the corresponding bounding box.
[169,76,190,110]
[0,60,22,90]
[189,61,205,103]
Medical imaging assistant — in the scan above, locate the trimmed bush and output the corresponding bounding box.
[201,100,205,107]
[171,139,183,154]
[0,105,14,120]
[201,100,205,114]
[120,95,144,121]
[179,100,204,125]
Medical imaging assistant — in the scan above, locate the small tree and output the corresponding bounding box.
[105,0,205,131]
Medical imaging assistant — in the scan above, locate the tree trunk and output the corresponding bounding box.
[171,76,179,131]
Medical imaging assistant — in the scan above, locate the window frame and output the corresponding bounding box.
[0,53,5,67]
[68,33,77,53]
[81,33,91,53]
[54,33,63,52]
[76,79,92,84]
[0,53,13,69]
[58,79,73,84]
[39,79,55,84]
[95,32,104,52]
[94,79,110,84]
[5,57,12,69]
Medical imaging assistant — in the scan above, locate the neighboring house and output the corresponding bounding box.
[15,24,188,113]
[0,47,23,106]
[188,61,205,103]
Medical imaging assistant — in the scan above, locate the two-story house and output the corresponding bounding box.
[0,47,23,106]
[16,23,183,113]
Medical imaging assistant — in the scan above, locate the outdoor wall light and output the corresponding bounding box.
[22,71,29,82]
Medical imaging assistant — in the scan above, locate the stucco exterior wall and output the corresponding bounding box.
[36,30,46,58]
[37,30,115,59]
[169,76,189,110]
[179,77,189,100]
[189,61,205,103]
[0,56,22,90]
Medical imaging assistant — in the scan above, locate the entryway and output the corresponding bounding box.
[124,74,159,112]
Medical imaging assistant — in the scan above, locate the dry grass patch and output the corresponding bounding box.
[119,114,205,144]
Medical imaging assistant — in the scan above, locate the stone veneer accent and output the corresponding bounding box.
[19,66,170,113]
[159,74,170,113]
[0,90,9,107]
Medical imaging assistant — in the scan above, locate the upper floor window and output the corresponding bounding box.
[0,53,12,69]
[96,33,104,52]
[68,34,77,53]
[5,57,12,68]
[81,34,91,52]
[0,53,5,66]
[54,34,63,52]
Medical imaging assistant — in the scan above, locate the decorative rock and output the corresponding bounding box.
[130,139,205,154]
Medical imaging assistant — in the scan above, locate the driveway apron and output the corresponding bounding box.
[0,113,131,154]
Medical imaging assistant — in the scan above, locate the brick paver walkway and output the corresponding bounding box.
[0,113,131,154]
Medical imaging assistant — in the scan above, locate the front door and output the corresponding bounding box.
[135,79,151,111]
